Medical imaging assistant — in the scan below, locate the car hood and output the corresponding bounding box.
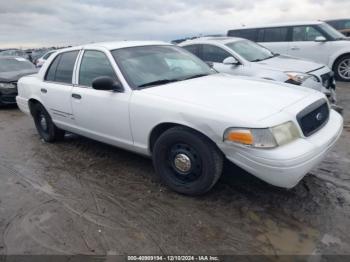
[255,55,324,73]
[141,74,316,122]
[0,69,38,82]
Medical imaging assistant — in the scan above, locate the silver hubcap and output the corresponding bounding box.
[338,59,350,80]
[174,153,192,174]
[39,114,48,131]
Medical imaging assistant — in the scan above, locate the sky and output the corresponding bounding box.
[0,0,349,48]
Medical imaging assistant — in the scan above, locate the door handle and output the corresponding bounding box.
[40,88,47,94]
[291,46,300,51]
[72,93,82,99]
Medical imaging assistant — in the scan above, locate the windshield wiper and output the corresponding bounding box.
[183,74,209,80]
[138,79,180,88]
[251,53,279,62]
[335,37,347,40]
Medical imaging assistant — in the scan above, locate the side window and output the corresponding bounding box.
[201,45,231,63]
[228,29,257,41]
[79,50,117,87]
[45,54,60,82]
[182,45,199,57]
[327,21,340,30]
[292,26,323,41]
[45,51,79,84]
[259,27,288,42]
[55,51,79,84]
[344,20,350,29]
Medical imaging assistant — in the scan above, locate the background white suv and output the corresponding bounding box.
[228,21,350,82]
[180,37,337,105]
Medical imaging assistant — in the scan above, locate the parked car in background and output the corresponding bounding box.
[16,41,343,195]
[35,50,56,67]
[325,19,350,37]
[0,56,37,106]
[227,21,350,82]
[180,37,337,105]
[0,49,32,61]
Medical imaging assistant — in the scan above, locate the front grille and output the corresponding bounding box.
[297,99,330,137]
[321,72,335,90]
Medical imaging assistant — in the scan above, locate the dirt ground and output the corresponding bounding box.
[0,82,349,257]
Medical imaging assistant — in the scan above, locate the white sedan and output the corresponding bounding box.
[16,41,343,195]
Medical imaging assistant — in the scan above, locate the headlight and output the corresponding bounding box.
[285,72,319,85]
[224,122,300,148]
[0,83,16,89]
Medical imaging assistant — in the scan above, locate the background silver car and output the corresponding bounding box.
[180,37,337,105]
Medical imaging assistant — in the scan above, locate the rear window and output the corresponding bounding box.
[45,51,79,84]
[227,29,257,41]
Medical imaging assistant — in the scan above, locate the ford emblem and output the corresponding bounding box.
[316,112,323,121]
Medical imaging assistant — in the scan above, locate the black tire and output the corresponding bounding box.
[152,126,223,195]
[32,103,65,142]
[334,55,350,82]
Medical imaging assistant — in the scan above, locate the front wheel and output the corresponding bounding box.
[334,55,350,82]
[32,103,65,142]
[152,126,223,195]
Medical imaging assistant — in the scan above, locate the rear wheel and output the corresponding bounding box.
[152,126,223,195]
[334,55,350,82]
[32,103,65,142]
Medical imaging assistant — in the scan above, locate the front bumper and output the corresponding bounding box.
[0,88,18,105]
[221,110,343,188]
[304,68,337,104]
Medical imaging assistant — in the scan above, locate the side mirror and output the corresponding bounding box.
[223,56,239,65]
[92,76,124,92]
[315,36,327,42]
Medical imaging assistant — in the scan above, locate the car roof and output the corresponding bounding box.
[325,18,350,22]
[180,37,245,45]
[229,20,324,30]
[57,41,171,53]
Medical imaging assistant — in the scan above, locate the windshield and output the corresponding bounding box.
[111,45,213,88]
[319,23,346,39]
[0,58,36,72]
[225,40,275,62]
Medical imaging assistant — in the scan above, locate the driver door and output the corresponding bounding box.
[71,49,133,147]
[287,25,332,65]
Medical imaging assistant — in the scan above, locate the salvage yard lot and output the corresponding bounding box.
[0,83,349,255]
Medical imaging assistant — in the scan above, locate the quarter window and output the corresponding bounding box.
[79,50,117,87]
[45,55,60,82]
[292,26,323,41]
[182,45,199,57]
[45,51,79,84]
[201,45,231,63]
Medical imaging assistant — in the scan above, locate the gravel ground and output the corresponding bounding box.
[0,83,349,257]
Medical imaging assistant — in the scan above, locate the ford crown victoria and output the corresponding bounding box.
[16,41,343,195]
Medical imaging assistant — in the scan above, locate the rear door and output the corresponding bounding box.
[39,50,80,126]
